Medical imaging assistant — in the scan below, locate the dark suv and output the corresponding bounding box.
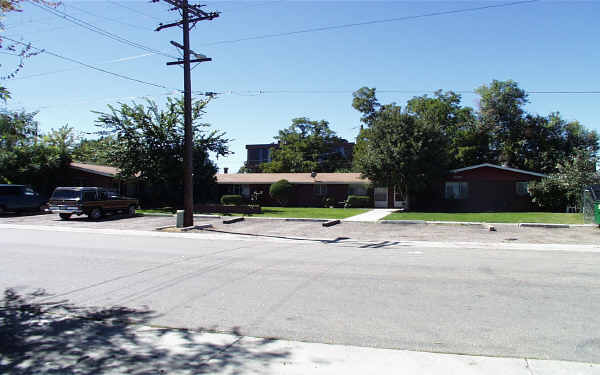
[0,184,46,214]
[48,187,139,220]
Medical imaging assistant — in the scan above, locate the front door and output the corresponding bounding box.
[374,187,388,208]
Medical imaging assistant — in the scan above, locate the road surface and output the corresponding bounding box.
[1,225,599,363]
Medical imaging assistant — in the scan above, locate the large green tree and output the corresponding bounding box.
[353,101,449,208]
[0,109,70,195]
[94,97,230,205]
[260,117,351,173]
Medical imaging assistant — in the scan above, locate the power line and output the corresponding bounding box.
[27,0,177,59]
[2,36,182,92]
[107,1,165,22]
[199,0,539,46]
[193,89,600,96]
[64,3,155,32]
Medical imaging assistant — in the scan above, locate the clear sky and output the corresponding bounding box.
[2,1,599,171]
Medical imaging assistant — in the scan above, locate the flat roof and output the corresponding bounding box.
[217,173,369,185]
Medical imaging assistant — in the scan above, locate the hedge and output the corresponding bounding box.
[220,194,243,205]
[345,195,371,208]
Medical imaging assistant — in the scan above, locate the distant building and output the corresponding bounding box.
[244,141,355,172]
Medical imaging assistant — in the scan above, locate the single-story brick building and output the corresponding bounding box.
[216,172,370,206]
[60,162,140,197]
[218,164,547,211]
[412,163,547,212]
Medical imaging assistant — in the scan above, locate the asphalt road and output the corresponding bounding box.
[2,225,600,364]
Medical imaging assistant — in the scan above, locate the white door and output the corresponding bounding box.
[374,187,388,208]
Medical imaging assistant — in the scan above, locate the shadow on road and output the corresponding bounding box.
[0,288,290,374]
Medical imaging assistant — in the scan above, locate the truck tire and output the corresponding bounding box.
[128,205,136,217]
[59,213,72,220]
[89,208,103,221]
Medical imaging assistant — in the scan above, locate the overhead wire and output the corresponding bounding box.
[64,3,155,32]
[199,0,539,46]
[26,0,177,59]
[2,36,182,92]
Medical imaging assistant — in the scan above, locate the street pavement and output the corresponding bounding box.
[1,223,600,371]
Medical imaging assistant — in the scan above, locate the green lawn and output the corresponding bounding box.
[383,212,584,224]
[237,207,369,219]
[140,207,368,219]
[139,209,175,215]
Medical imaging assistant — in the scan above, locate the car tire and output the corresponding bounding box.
[128,205,136,217]
[59,213,72,220]
[89,208,103,221]
[0,205,5,215]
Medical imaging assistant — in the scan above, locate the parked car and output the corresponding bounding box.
[48,187,139,220]
[0,184,46,214]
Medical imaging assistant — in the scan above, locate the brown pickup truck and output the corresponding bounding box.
[48,187,139,220]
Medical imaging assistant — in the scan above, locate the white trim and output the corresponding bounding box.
[69,165,115,178]
[449,163,547,178]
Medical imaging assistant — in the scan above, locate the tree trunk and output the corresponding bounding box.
[388,185,394,208]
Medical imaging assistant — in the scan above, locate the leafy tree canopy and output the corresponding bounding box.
[260,117,351,173]
[94,97,231,204]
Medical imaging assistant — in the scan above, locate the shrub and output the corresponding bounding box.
[529,178,571,212]
[220,194,243,205]
[269,179,293,206]
[322,196,335,208]
[345,195,371,208]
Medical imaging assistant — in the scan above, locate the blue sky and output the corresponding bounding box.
[2,1,599,171]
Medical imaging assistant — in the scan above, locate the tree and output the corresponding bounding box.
[0,109,70,194]
[529,149,600,211]
[269,179,293,206]
[94,97,230,205]
[260,117,351,173]
[71,136,118,166]
[406,90,479,168]
[353,103,449,209]
[475,79,529,166]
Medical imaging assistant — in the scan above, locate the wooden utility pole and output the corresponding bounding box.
[154,0,218,227]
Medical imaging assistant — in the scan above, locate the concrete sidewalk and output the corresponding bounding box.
[81,326,600,374]
[343,208,398,222]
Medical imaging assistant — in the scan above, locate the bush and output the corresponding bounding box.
[529,178,571,211]
[345,195,371,208]
[322,196,335,208]
[220,195,243,205]
[269,179,293,206]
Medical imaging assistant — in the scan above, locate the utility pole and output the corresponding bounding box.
[154,0,219,227]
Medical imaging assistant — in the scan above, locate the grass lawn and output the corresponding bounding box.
[237,207,369,219]
[383,212,584,224]
[140,207,369,219]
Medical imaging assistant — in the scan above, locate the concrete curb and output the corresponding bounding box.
[139,212,174,217]
[379,220,426,225]
[518,223,570,229]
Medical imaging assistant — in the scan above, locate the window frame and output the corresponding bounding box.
[516,181,530,196]
[444,182,469,200]
[313,184,327,196]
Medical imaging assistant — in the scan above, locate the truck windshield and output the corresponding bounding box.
[51,190,81,200]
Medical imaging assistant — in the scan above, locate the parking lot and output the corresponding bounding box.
[2,211,599,245]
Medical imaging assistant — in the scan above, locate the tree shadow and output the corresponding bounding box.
[0,288,290,374]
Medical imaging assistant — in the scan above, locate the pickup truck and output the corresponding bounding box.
[48,187,138,220]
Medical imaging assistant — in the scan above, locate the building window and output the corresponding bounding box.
[516,181,530,196]
[445,182,468,200]
[229,184,242,195]
[314,184,327,196]
[348,184,367,196]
